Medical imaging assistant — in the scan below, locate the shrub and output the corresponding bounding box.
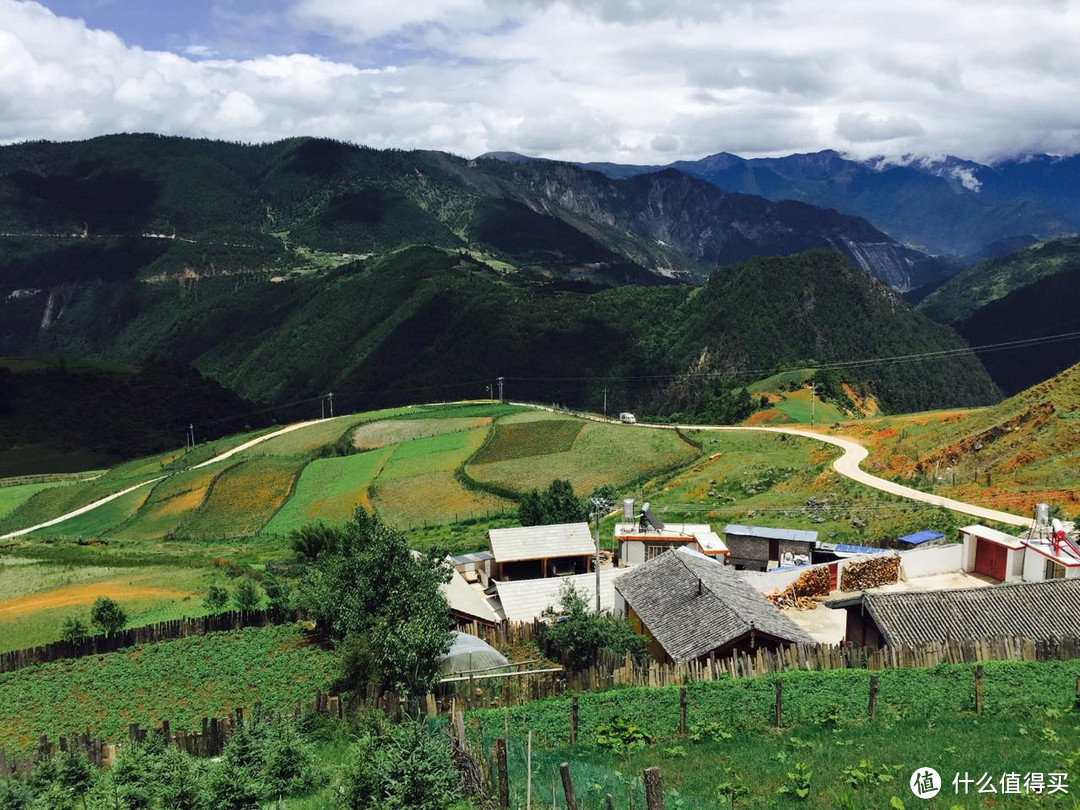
[89,597,127,637]
[231,579,261,612]
[202,585,229,613]
[59,616,89,643]
[539,583,649,672]
[342,720,459,810]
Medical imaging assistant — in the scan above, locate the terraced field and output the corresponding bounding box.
[351,416,490,450]
[467,417,697,495]
[0,481,73,520]
[263,448,393,535]
[108,465,224,541]
[471,418,583,464]
[180,456,301,538]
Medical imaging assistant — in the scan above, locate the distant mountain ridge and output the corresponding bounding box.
[482,148,1080,258]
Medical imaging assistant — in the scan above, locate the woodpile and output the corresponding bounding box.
[840,554,901,591]
[768,566,831,609]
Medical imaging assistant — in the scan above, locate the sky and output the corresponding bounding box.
[2,0,1080,164]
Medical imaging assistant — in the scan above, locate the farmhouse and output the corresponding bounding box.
[959,524,1027,582]
[614,547,814,662]
[959,522,1080,584]
[723,524,818,571]
[828,579,1080,647]
[613,500,726,565]
[487,522,596,581]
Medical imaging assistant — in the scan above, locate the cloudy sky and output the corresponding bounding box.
[3,0,1080,163]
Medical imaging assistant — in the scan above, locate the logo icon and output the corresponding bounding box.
[910,768,941,799]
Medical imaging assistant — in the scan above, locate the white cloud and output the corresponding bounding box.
[0,0,1078,163]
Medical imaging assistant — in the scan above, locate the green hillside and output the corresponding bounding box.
[920,236,1080,324]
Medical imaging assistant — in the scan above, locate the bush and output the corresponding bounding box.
[539,583,649,672]
[59,616,89,643]
[518,479,588,526]
[342,720,459,810]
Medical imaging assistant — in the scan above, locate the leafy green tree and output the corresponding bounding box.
[518,479,588,526]
[89,597,127,637]
[202,585,229,613]
[261,569,293,615]
[205,759,262,810]
[0,777,32,810]
[342,720,459,810]
[297,509,453,696]
[231,579,261,612]
[539,583,649,672]
[60,616,90,643]
[155,746,208,810]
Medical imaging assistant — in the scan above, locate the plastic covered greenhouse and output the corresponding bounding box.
[439,631,511,676]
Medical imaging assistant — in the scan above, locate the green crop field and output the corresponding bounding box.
[351,416,491,451]
[471,660,1080,809]
[378,429,487,481]
[263,448,394,535]
[107,465,223,541]
[470,418,584,464]
[179,456,302,538]
[0,624,335,751]
[236,415,365,458]
[0,481,73,520]
[467,418,697,495]
[30,482,154,539]
[773,388,848,425]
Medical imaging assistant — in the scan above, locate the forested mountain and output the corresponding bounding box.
[0,134,925,290]
[0,245,999,430]
[497,149,1080,258]
[914,237,1080,395]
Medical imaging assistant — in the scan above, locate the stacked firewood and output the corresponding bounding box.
[768,566,831,609]
[840,554,901,591]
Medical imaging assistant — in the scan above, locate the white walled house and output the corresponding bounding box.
[960,525,1026,582]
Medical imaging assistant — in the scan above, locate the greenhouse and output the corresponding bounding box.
[439,631,511,676]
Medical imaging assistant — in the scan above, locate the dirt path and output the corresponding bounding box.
[0,580,191,617]
[0,419,324,539]
[514,403,1034,529]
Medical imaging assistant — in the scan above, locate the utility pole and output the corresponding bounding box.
[809,383,817,427]
[590,497,610,612]
[188,423,195,448]
[603,387,608,416]
[328,392,334,418]
[320,396,325,419]
[487,383,492,401]
[497,376,504,403]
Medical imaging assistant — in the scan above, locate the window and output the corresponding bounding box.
[1047,559,1067,580]
[645,544,668,560]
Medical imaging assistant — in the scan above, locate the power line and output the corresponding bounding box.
[499,329,1080,384]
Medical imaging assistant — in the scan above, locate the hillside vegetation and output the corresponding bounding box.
[844,360,1080,519]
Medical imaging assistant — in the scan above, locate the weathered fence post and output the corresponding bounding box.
[643,766,664,810]
[774,679,783,728]
[570,695,579,745]
[560,762,578,810]
[605,794,615,810]
[975,665,984,715]
[868,675,878,721]
[679,686,687,737]
[495,738,509,809]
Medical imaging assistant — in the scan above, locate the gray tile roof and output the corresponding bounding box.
[723,524,819,544]
[615,547,814,661]
[844,579,1080,645]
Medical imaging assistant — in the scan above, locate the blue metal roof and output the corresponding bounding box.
[898,530,945,546]
[832,543,889,555]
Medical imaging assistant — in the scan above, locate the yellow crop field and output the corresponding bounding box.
[180,456,301,538]
[351,417,490,450]
[374,472,510,527]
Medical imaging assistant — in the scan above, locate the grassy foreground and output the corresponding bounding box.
[471,660,1080,809]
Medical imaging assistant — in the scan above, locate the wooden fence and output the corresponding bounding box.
[428,626,1080,713]
[0,609,292,674]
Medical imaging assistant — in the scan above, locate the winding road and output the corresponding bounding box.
[0,407,1032,540]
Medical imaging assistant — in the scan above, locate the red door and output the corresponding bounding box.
[828,563,838,591]
[974,539,1007,580]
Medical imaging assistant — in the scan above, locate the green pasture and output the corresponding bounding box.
[0,481,72,520]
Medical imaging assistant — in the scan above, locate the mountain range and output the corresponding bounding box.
[486,149,1080,261]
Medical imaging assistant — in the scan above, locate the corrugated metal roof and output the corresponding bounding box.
[723,524,819,545]
[851,580,1080,645]
[494,569,629,622]
[488,523,595,562]
[615,547,814,661]
[833,543,889,555]
[615,522,728,554]
[898,530,945,546]
[452,550,495,565]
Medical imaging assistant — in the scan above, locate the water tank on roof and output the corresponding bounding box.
[623,498,635,522]
[1036,503,1051,526]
